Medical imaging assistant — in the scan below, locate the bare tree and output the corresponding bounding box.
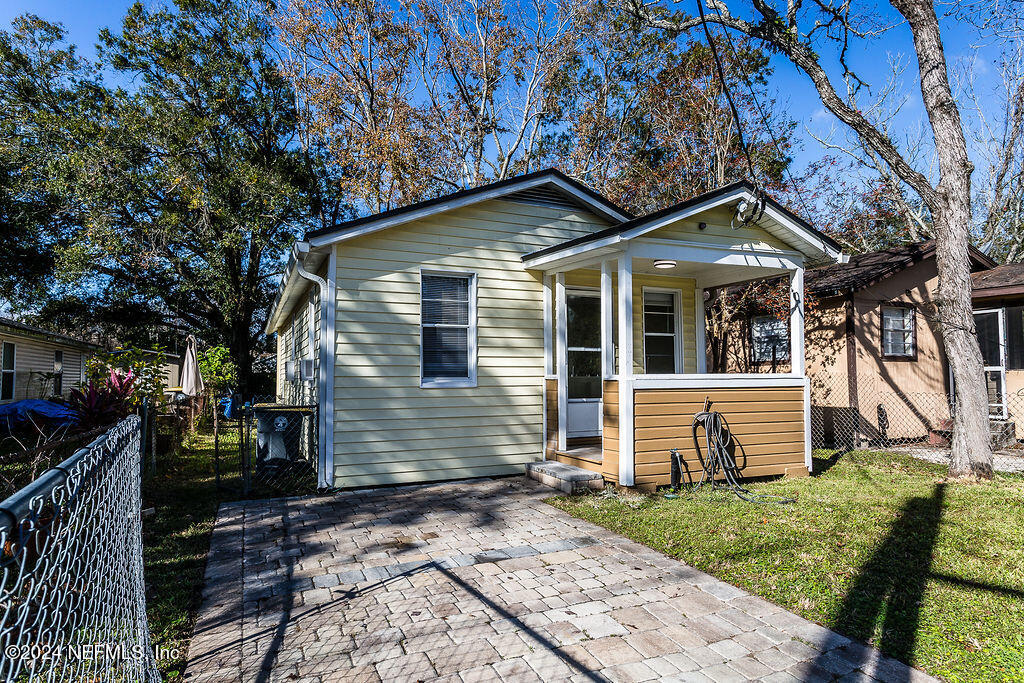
[961,49,1024,260]
[623,0,997,477]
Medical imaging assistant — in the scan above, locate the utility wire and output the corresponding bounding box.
[694,0,759,188]
[695,0,819,222]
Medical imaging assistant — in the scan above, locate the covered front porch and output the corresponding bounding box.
[525,185,843,489]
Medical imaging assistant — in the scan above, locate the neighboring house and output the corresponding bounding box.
[971,263,1024,419]
[0,317,101,404]
[266,169,844,490]
[717,241,996,446]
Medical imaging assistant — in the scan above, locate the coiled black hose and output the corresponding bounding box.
[670,410,795,505]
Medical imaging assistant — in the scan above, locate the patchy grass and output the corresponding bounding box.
[549,451,1024,682]
[142,427,242,678]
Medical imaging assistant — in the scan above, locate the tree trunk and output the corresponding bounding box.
[891,0,993,477]
[935,206,994,478]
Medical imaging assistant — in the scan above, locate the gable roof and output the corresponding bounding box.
[0,317,102,351]
[521,181,844,267]
[806,240,997,298]
[972,262,1024,298]
[304,169,633,247]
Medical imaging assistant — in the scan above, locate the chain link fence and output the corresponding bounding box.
[0,416,159,682]
[205,396,318,497]
[810,373,1024,473]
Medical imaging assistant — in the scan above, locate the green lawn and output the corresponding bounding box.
[142,428,242,678]
[549,451,1024,682]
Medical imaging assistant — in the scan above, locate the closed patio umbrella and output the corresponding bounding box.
[181,335,205,397]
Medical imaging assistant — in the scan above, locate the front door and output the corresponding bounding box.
[974,309,1008,418]
[566,290,602,438]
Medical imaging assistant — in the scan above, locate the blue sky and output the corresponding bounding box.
[0,0,1007,196]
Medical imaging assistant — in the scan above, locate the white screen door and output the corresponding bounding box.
[973,309,1007,419]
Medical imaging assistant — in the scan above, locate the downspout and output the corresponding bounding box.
[293,242,331,490]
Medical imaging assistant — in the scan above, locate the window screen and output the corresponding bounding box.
[882,306,915,357]
[751,316,790,363]
[643,291,678,373]
[1006,306,1024,370]
[1,342,14,401]
[974,311,1002,366]
[567,293,601,398]
[421,274,473,382]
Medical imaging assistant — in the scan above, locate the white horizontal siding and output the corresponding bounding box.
[0,333,88,403]
[333,198,610,487]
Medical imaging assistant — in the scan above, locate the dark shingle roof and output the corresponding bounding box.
[806,240,996,297]
[972,263,1024,291]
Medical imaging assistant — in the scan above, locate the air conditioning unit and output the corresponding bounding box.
[300,359,316,382]
[284,360,296,381]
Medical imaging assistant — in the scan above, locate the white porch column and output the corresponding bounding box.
[789,267,806,376]
[694,281,707,373]
[790,266,812,471]
[555,272,567,451]
[617,257,635,486]
[601,261,614,378]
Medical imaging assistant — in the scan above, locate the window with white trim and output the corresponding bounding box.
[53,350,64,396]
[421,272,476,386]
[882,306,915,357]
[642,290,679,373]
[1,342,14,401]
[751,316,790,363]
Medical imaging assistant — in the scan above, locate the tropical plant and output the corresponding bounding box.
[68,369,136,430]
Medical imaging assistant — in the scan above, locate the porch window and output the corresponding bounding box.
[751,316,790,364]
[53,350,64,396]
[882,306,915,358]
[643,290,679,373]
[421,272,476,387]
[1,342,14,401]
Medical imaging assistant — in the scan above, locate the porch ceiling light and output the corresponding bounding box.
[653,259,676,269]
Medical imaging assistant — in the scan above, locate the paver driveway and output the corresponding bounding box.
[185,477,935,682]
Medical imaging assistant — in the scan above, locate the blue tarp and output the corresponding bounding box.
[0,399,79,428]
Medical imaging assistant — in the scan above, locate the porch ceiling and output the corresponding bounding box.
[569,258,790,289]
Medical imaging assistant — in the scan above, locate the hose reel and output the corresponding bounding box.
[669,397,795,505]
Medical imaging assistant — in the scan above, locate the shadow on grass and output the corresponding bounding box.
[815,483,946,679]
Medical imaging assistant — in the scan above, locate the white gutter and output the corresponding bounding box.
[292,242,333,490]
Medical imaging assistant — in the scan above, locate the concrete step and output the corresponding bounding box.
[526,460,604,494]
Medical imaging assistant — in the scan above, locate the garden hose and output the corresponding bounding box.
[669,407,795,505]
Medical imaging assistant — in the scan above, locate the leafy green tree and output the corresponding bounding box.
[50,0,336,393]
[0,16,98,308]
[198,345,238,396]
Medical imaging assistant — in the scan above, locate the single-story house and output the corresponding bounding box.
[713,240,997,447]
[266,169,844,490]
[0,317,101,404]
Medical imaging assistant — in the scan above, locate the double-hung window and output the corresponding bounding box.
[751,316,790,364]
[643,290,680,373]
[421,272,476,387]
[53,350,64,396]
[1,342,14,401]
[882,306,915,358]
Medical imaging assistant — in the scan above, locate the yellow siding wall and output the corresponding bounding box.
[633,386,807,487]
[563,271,698,373]
[275,278,321,404]
[332,199,611,488]
[647,205,791,251]
[0,333,88,403]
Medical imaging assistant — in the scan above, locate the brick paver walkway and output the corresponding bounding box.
[185,478,935,682]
